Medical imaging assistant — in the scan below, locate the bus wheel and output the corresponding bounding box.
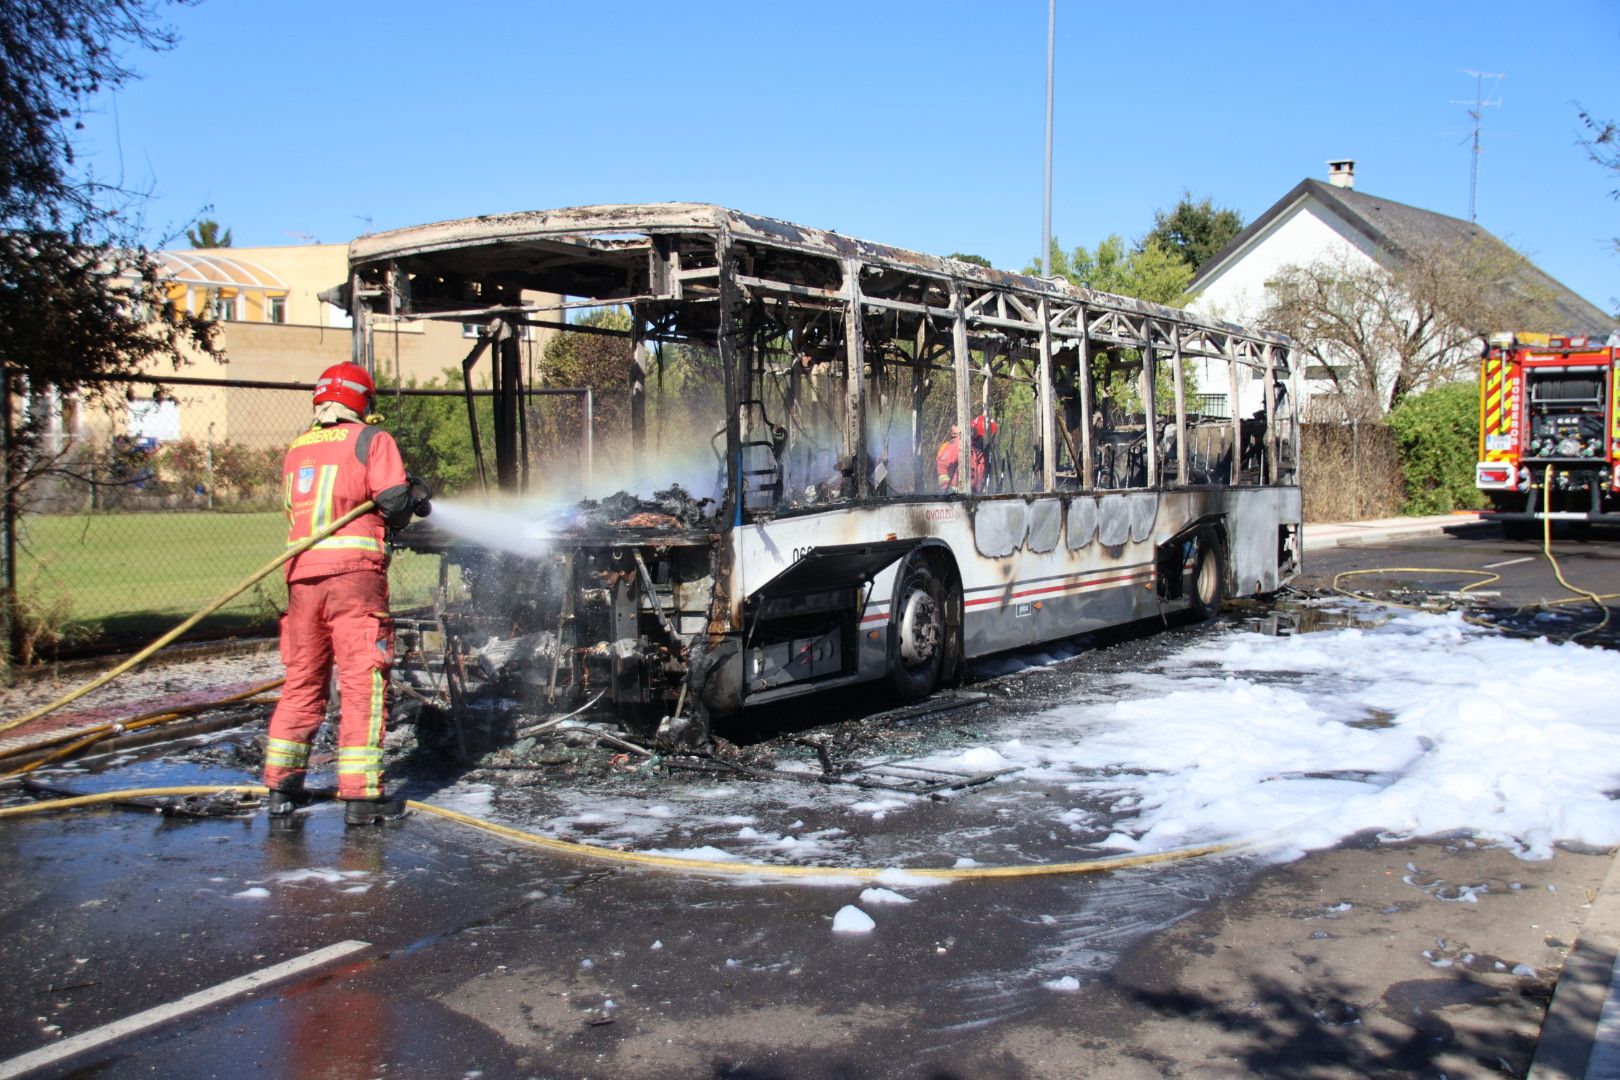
[889,559,946,701]
[1187,532,1225,623]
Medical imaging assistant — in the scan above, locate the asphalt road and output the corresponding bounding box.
[1,524,1617,1079]
[1296,522,1620,649]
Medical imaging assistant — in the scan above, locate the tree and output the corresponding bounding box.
[1027,235,1194,307]
[1261,240,1545,418]
[1,0,218,434]
[1578,107,1620,271]
[1,0,217,670]
[376,370,492,496]
[1142,192,1244,272]
[185,219,232,248]
[948,252,993,269]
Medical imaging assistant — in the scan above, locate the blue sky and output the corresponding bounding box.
[80,0,1619,310]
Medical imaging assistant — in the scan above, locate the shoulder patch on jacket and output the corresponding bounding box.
[355,424,382,466]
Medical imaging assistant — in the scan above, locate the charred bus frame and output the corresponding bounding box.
[342,204,1302,744]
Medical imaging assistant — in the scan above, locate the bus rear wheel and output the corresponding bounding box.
[1186,532,1225,623]
[889,559,948,701]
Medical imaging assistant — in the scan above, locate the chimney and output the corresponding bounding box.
[1327,160,1355,189]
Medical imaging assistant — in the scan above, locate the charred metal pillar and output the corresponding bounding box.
[717,228,742,525]
[630,307,649,482]
[1078,314,1094,490]
[350,271,372,373]
[1037,296,1056,492]
[949,281,972,495]
[911,319,929,491]
[1171,328,1188,484]
[842,259,867,497]
[493,319,523,493]
[1228,346,1244,485]
[1142,322,1159,488]
[1263,343,1278,483]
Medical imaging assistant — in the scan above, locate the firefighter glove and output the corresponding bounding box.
[407,473,433,519]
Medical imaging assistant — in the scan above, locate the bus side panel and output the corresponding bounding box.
[729,484,1301,701]
[1222,486,1302,596]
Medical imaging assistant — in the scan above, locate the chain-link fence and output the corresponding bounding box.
[4,375,589,664]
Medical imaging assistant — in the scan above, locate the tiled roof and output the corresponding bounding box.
[1191,179,1616,336]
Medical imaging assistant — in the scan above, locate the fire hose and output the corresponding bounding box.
[0,679,285,781]
[1331,470,1613,642]
[0,500,378,738]
[0,782,1243,882]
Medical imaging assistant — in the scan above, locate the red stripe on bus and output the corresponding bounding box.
[963,570,1154,608]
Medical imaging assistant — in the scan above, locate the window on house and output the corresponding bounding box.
[209,294,237,321]
[266,296,287,324]
[1263,278,1300,307]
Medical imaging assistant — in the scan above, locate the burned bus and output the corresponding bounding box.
[340,204,1301,745]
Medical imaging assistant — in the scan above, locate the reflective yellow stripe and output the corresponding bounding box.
[303,535,384,553]
[1613,360,1620,438]
[265,738,310,768]
[338,745,384,799]
[1482,359,1504,434]
[367,669,385,753]
[309,465,338,535]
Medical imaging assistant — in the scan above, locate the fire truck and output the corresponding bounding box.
[1475,331,1620,534]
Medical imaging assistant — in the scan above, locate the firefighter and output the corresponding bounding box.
[263,362,431,826]
[934,417,994,492]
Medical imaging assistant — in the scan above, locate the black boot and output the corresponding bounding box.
[344,797,407,826]
[266,786,311,817]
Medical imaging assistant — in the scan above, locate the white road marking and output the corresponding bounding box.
[0,939,370,1079]
[1484,556,1534,570]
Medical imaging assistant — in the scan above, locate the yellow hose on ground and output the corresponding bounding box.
[1330,471,1612,641]
[0,679,284,779]
[1539,466,1611,641]
[0,784,1241,884]
[1331,566,1500,613]
[0,502,376,737]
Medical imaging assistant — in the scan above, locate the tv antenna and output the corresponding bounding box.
[1451,69,1504,222]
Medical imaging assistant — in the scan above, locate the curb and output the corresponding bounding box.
[1529,851,1620,1079]
[1302,517,1490,552]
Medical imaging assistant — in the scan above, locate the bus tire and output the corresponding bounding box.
[1186,531,1225,623]
[889,558,947,701]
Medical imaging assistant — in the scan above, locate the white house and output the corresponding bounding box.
[1187,161,1615,417]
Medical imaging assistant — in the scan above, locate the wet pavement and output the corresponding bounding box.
[1,524,1618,1077]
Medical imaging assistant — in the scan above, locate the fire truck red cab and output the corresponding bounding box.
[1476,331,1620,531]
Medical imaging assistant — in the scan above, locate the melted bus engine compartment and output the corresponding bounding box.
[390,490,719,754]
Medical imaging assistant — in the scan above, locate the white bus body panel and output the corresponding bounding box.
[731,486,1300,704]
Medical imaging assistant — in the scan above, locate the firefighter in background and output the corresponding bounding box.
[934,415,996,492]
[263,362,431,826]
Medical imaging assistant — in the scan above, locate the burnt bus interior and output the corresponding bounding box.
[341,206,1297,746]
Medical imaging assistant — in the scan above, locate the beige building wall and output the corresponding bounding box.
[112,242,564,448]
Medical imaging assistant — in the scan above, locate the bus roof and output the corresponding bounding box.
[348,202,1290,348]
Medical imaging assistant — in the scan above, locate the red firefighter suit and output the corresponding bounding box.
[262,421,414,801]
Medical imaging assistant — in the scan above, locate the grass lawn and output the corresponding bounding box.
[17,510,441,651]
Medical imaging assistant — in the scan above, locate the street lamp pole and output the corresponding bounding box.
[1042,0,1056,278]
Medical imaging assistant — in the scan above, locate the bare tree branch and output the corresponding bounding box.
[1262,241,1550,419]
